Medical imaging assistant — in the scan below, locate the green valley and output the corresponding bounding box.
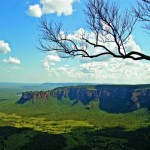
[0,85,150,150]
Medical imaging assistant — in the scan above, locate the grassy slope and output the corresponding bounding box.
[0,87,150,150]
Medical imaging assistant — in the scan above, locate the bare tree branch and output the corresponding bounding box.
[134,0,150,30]
[39,0,150,61]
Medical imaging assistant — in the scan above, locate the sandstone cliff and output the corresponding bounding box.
[17,85,150,113]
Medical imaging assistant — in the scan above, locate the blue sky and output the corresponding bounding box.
[0,0,149,84]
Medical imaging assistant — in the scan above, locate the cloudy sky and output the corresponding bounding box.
[0,0,149,84]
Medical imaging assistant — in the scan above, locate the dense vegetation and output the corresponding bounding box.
[0,85,150,150]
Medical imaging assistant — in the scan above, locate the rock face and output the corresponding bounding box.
[17,91,50,104]
[17,85,150,113]
[18,92,33,104]
[52,88,98,105]
[131,89,150,109]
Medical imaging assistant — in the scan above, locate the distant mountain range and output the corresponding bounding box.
[0,82,98,91]
[0,82,97,87]
[40,82,98,88]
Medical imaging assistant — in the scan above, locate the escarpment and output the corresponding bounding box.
[17,85,150,113]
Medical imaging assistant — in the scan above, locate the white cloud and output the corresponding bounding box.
[0,40,11,54]
[78,58,150,84]
[27,0,78,17]
[67,28,143,63]
[125,35,141,53]
[41,0,77,16]
[47,66,84,79]
[42,57,150,84]
[27,4,42,18]
[42,54,61,70]
[42,55,84,79]
[3,56,21,65]
[46,55,61,62]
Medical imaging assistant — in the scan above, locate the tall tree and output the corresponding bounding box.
[39,0,150,61]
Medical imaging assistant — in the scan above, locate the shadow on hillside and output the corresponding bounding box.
[0,125,150,150]
[70,126,150,150]
[0,126,67,150]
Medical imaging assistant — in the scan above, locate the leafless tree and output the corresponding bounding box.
[134,0,150,30]
[39,0,150,61]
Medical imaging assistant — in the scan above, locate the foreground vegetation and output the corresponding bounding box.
[0,87,150,150]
